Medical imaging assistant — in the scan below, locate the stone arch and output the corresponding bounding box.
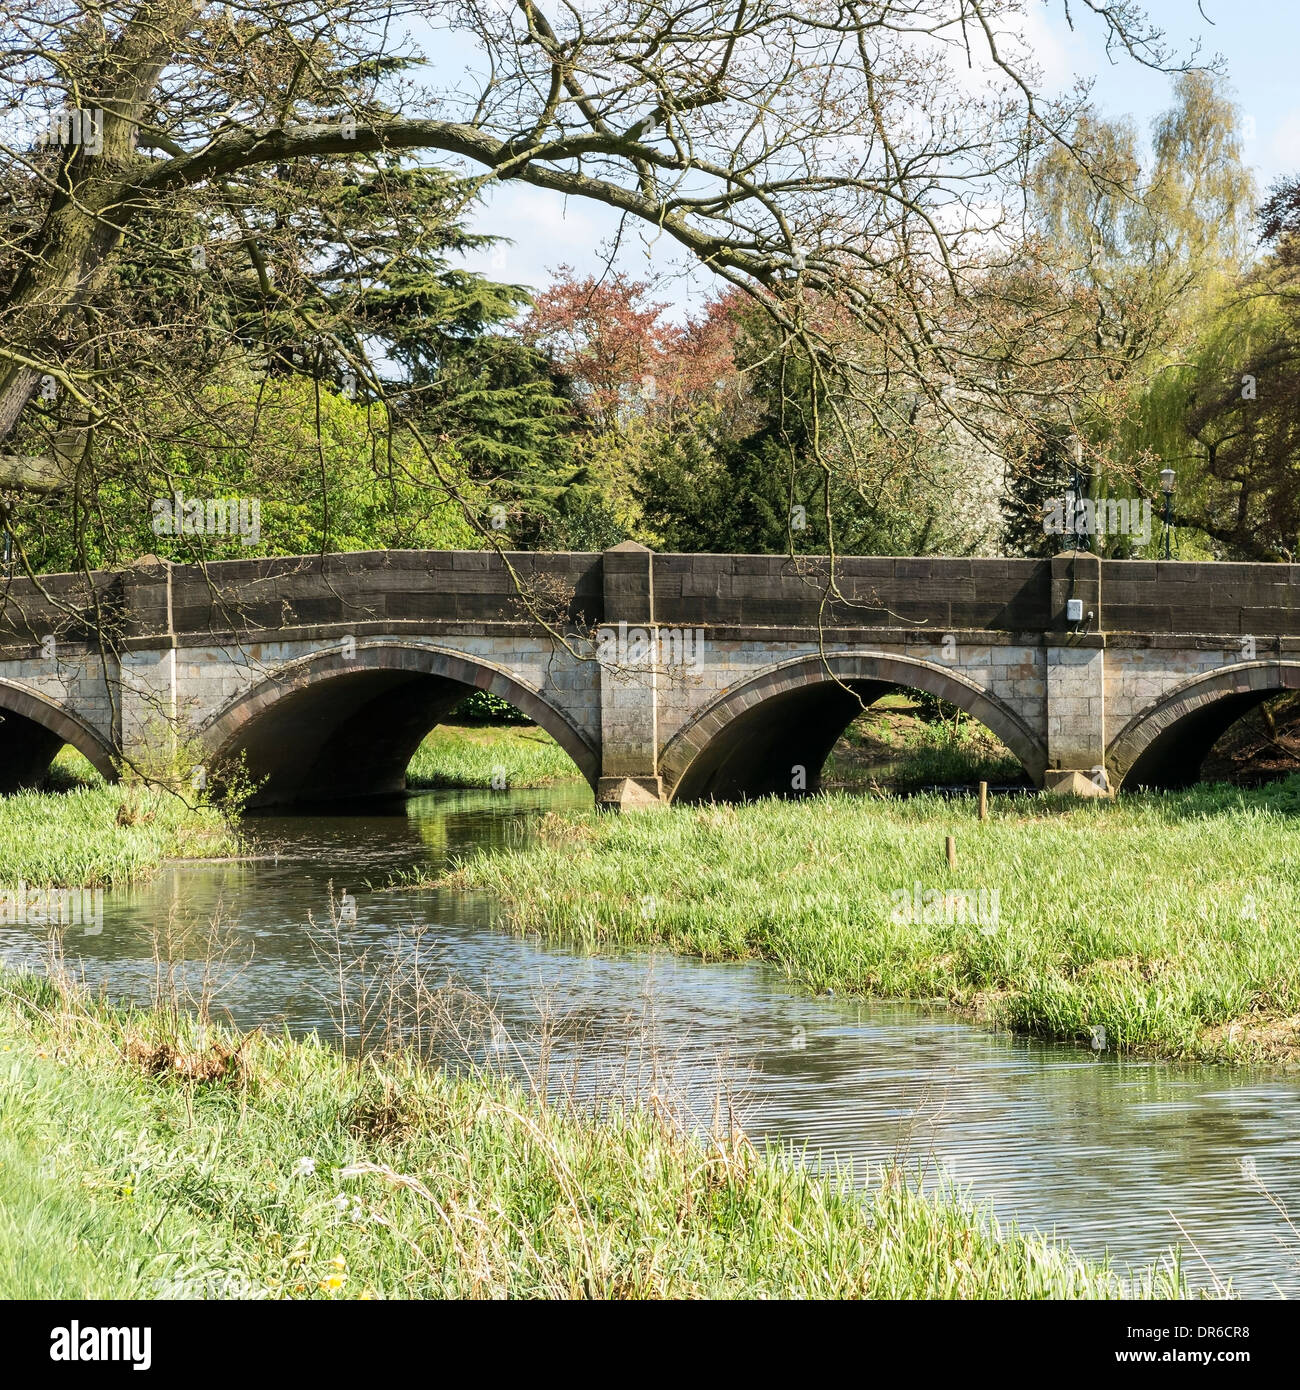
[1107,661,1300,790]
[660,652,1046,803]
[201,642,599,807]
[0,679,118,792]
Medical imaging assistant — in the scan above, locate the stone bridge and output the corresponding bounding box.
[0,544,1297,807]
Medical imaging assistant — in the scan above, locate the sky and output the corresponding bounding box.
[427,0,1300,316]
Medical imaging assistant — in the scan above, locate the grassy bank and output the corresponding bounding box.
[826,696,1027,791]
[0,781,238,888]
[0,971,1187,1299]
[435,779,1300,1066]
[406,722,581,790]
[40,745,104,792]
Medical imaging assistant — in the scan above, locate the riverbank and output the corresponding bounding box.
[434,778,1300,1066]
[0,970,1187,1299]
[405,722,581,790]
[824,694,1027,791]
[0,782,238,888]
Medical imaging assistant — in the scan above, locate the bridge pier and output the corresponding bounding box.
[1045,670,1112,792]
[116,649,180,777]
[113,559,180,779]
[1042,654,1111,794]
[595,542,667,810]
[1043,554,1109,796]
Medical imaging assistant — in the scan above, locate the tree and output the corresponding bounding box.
[521,270,675,432]
[637,295,1006,555]
[999,422,1082,557]
[998,71,1254,556]
[518,269,754,547]
[9,370,479,572]
[304,162,575,487]
[1,145,565,564]
[1030,72,1251,377]
[1120,187,1300,561]
[0,0,1199,572]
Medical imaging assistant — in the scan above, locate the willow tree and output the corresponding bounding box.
[0,0,1201,577]
[1001,70,1255,555]
[1117,177,1300,563]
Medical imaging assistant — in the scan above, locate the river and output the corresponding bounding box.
[4,784,1298,1297]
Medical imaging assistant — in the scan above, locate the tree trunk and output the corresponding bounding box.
[0,4,183,474]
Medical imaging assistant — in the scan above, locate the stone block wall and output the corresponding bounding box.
[2,547,1300,802]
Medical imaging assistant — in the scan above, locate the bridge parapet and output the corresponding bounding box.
[0,547,1298,803]
[3,548,1298,653]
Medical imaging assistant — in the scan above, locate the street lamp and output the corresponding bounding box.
[1071,436,1091,553]
[1159,468,1176,560]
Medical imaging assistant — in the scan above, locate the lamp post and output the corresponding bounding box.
[1071,436,1091,552]
[1159,468,1176,560]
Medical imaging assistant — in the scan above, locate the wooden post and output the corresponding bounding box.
[945,835,956,871]
[978,781,988,822]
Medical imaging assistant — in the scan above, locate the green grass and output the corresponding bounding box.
[405,722,582,791]
[0,781,238,888]
[0,971,1189,1299]
[825,698,1027,791]
[40,745,103,792]
[433,778,1300,1066]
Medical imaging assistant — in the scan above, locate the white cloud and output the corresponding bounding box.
[457,178,720,318]
[457,181,608,290]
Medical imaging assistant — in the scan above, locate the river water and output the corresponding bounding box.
[4,785,1298,1297]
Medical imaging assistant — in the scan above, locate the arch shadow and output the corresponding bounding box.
[200,642,599,809]
[1108,661,1300,790]
[660,652,1046,803]
[0,679,118,793]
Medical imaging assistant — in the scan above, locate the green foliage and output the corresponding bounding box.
[1000,423,1081,558]
[267,159,585,545]
[526,476,630,551]
[1002,72,1258,559]
[451,691,530,724]
[7,144,590,572]
[1121,277,1300,559]
[633,314,838,553]
[324,163,582,528]
[639,422,813,554]
[10,371,479,572]
[1030,72,1252,374]
[634,310,1000,557]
